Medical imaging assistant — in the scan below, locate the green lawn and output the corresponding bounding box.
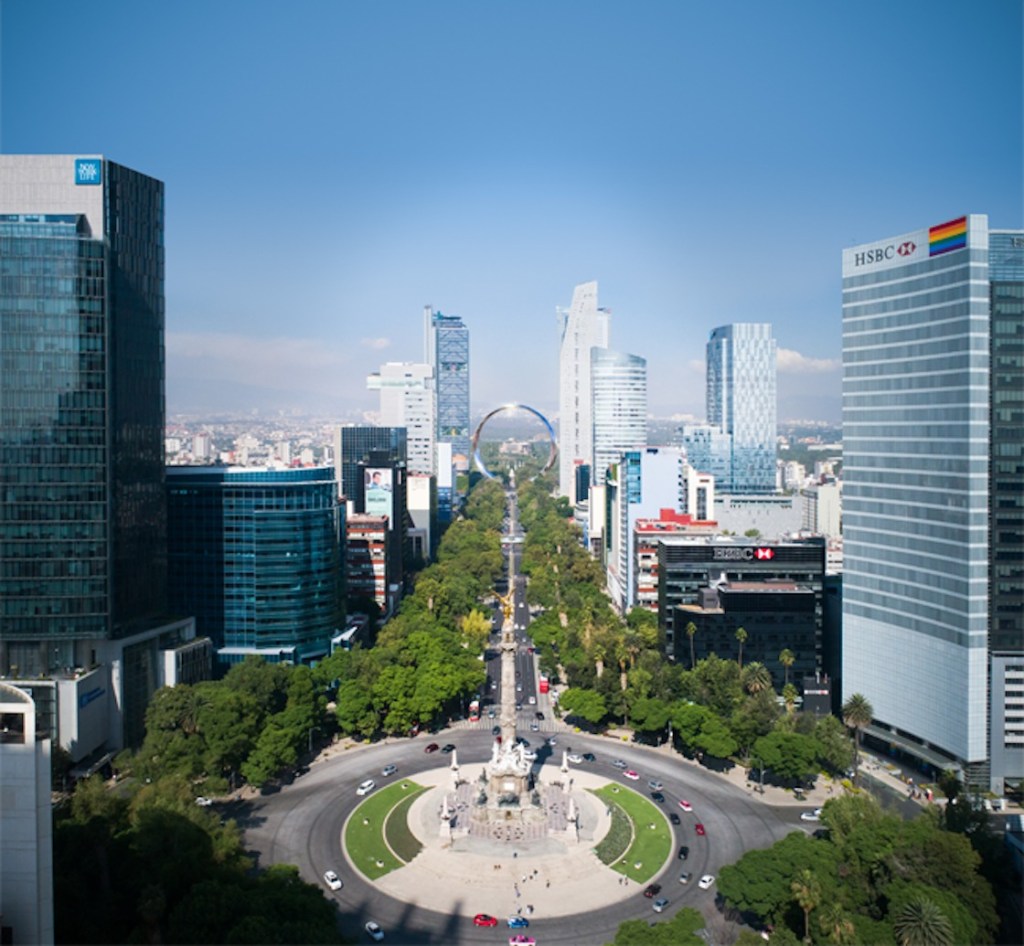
[591,784,672,884]
[345,780,427,880]
[384,788,428,862]
[593,796,633,865]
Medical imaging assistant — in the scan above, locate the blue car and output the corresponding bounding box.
[507,915,530,929]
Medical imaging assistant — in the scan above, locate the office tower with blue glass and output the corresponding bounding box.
[166,466,344,666]
[424,306,470,472]
[0,155,200,757]
[334,425,408,508]
[843,214,1024,792]
[591,348,648,489]
[705,323,777,494]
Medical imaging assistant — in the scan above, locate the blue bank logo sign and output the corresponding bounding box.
[75,158,102,186]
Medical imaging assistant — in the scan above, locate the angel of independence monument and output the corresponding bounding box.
[437,404,580,849]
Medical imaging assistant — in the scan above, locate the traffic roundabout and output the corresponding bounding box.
[240,729,796,944]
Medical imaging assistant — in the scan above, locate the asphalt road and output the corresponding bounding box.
[237,730,799,945]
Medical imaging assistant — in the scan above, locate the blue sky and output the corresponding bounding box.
[1,0,1020,423]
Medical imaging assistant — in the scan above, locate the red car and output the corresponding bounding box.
[424,742,440,753]
[695,823,706,836]
[474,914,498,927]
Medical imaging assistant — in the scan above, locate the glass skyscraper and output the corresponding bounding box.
[167,466,343,666]
[0,155,167,676]
[842,214,1024,789]
[705,323,777,494]
[424,306,470,471]
[591,348,647,489]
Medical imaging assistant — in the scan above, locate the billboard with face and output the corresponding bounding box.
[365,467,393,519]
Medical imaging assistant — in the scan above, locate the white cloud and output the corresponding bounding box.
[777,348,840,374]
[360,337,392,350]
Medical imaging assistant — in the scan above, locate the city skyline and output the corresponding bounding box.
[1,1,1020,423]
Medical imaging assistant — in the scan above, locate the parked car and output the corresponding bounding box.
[356,779,376,796]
[801,808,823,822]
[323,870,342,891]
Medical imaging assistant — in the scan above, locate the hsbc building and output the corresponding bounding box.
[657,537,827,671]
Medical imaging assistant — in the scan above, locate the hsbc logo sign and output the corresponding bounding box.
[854,241,917,266]
[712,546,777,561]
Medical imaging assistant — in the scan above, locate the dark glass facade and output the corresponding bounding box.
[167,467,343,665]
[334,426,407,504]
[0,159,167,676]
[988,232,1024,654]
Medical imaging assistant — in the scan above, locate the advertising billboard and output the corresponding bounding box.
[365,467,393,519]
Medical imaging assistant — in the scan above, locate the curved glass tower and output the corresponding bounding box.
[591,348,648,488]
[167,466,343,665]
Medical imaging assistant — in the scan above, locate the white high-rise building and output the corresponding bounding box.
[591,349,647,488]
[0,683,54,946]
[367,362,436,475]
[842,214,1024,791]
[558,281,610,504]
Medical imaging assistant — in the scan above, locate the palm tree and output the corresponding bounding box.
[686,621,698,670]
[841,692,874,786]
[779,648,795,687]
[818,903,856,945]
[743,661,772,695]
[791,868,821,943]
[735,626,748,670]
[782,682,799,714]
[893,896,954,946]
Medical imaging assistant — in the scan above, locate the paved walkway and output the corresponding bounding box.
[366,763,634,921]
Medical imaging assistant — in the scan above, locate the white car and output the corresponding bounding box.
[323,870,342,891]
[698,874,715,890]
[567,753,584,764]
[678,799,693,812]
[528,696,536,705]
[194,796,213,807]
[522,749,537,761]
[624,769,640,780]
[356,779,376,796]
[365,921,384,941]
[800,808,822,822]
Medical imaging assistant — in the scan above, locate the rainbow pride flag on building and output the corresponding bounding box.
[929,216,967,256]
